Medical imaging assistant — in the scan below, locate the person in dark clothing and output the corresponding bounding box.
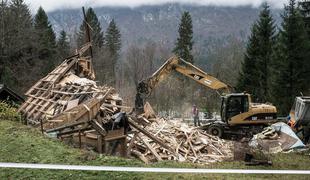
[192,105,200,126]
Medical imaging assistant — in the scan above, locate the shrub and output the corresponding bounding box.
[0,101,21,121]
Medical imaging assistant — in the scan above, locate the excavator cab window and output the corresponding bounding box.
[223,95,249,122]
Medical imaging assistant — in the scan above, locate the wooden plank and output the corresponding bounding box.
[47,120,64,123]
[26,95,56,103]
[131,150,149,164]
[45,121,86,133]
[57,126,92,136]
[89,119,107,136]
[100,103,131,109]
[51,90,98,95]
[127,132,138,156]
[137,134,162,161]
[104,135,127,142]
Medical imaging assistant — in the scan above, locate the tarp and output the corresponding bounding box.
[271,122,305,149]
[249,122,305,153]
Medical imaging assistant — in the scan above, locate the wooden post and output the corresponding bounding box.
[23,115,27,125]
[121,137,127,157]
[40,119,43,134]
[79,130,82,149]
[97,135,103,154]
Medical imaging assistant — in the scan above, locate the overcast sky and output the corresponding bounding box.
[24,0,289,12]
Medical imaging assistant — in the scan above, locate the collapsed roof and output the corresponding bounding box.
[18,43,97,125]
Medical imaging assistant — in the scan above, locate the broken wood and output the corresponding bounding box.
[137,134,162,161]
[89,119,107,136]
[129,117,233,164]
[128,117,175,154]
[131,150,149,164]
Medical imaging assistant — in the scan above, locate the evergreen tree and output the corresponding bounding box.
[57,30,70,60]
[76,7,104,48]
[271,0,310,115]
[299,0,310,93]
[0,0,9,83]
[6,0,33,60]
[237,3,276,102]
[237,25,261,99]
[34,6,56,72]
[105,19,121,86]
[299,0,310,37]
[105,19,121,57]
[256,3,276,102]
[0,0,34,89]
[173,11,194,63]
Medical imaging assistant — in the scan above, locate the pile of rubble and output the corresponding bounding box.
[128,117,233,164]
[124,103,233,164]
[249,122,305,153]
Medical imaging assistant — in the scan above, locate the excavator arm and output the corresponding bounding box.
[135,55,232,112]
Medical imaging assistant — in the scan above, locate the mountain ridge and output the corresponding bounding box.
[48,3,281,49]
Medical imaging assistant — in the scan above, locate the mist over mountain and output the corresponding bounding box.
[48,3,281,50]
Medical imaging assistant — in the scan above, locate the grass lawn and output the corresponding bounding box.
[0,120,309,179]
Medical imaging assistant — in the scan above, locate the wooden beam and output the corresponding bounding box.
[97,135,103,154]
[100,103,131,109]
[45,121,86,133]
[89,119,107,136]
[137,134,162,161]
[57,126,92,136]
[131,150,149,164]
[51,90,99,95]
[127,132,138,156]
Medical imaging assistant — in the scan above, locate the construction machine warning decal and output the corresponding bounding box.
[189,73,213,85]
[189,73,203,80]
[245,113,277,121]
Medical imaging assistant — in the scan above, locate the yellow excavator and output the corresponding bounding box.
[135,55,279,138]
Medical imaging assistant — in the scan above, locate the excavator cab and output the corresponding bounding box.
[221,93,250,124]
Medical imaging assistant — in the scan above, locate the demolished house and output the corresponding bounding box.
[18,42,233,164]
[18,43,129,156]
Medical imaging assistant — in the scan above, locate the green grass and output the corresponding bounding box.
[0,120,309,179]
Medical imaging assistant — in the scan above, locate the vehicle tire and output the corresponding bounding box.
[208,125,223,138]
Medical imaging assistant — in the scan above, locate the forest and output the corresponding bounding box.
[0,0,309,116]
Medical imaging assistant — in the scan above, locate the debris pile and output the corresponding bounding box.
[128,114,233,164]
[18,43,129,156]
[249,122,305,153]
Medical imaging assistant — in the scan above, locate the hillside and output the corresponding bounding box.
[48,3,281,49]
